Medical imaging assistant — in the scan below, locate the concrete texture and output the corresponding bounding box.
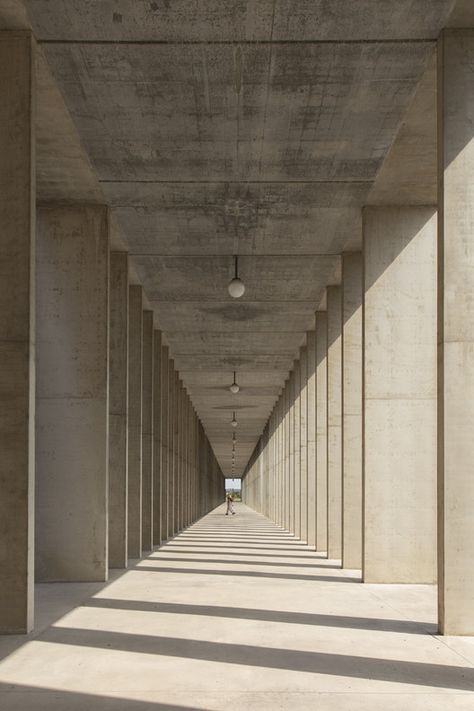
[326,288,343,561]
[315,312,328,553]
[306,332,317,548]
[342,254,363,570]
[141,311,154,552]
[363,207,437,584]
[0,31,35,634]
[299,346,308,543]
[127,286,143,560]
[1,0,456,474]
[1,505,473,711]
[36,205,109,582]
[108,253,129,570]
[160,346,170,543]
[437,29,474,635]
[152,330,162,547]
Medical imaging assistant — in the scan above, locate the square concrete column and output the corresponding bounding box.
[108,252,129,569]
[168,360,175,537]
[342,253,363,569]
[0,31,35,633]
[294,359,302,538]
[141,310,154,552]
[127,285,143,559]
[315,311,328,552]
[327,287,342,560]
[160,345,169,542]
[300,346,308,543]
[36,205,109,582]
[152,330,162,547]
[363,206,436,583]
[288,368,295,534]
[306,332,317,548]
[438,29,474,634]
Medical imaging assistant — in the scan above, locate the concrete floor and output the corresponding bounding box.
[1,504,473,710]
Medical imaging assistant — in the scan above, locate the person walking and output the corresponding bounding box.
[225,493,236,515]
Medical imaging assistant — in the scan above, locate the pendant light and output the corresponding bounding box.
[229,371,240,394]
[228,255,245,298]
[231,411,238,428]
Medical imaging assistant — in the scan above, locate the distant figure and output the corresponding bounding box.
[225,493,236,515]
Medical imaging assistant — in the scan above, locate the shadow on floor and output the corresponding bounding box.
[0,684,206,711]
[84,597,436,635]
[154,549,327,560]
[39,627,474,692]
[149,556,341,570]
[132,565,359,583]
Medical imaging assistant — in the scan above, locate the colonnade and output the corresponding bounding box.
[0,32,223,635]
[243,29,474,637]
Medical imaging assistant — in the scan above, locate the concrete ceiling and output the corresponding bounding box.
[1,0,464,475]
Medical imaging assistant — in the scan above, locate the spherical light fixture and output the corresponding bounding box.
[231,411,238,428]
[228,255,245,298]
[229,371,240,394]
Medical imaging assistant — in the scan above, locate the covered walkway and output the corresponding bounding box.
[1,504,473,711]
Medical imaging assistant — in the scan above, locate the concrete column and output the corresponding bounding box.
[315,311,328,552]
[36,205,109,581]
[108,252,129,569]
[363,206,436,583]
[438,29,474,635]
[288,368,295,534]
[141,310,154,552]
[168,360,175,537]
[327,287,342,560]
[294,359,301,538]
[0,31,35,633]
[306,332,317,548]
[152,330,162,547]
[284,378,290,531]
[300,346,308,542]
[127,285,143,559]
[160,345,169,542]
[342,253,363,569]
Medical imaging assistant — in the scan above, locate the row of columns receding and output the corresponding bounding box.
[0,31,224,635]
[242,26,474,637]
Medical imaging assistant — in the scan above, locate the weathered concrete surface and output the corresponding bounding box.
[315,312,328,553]
[0,31,35,633]
[2,505,474,710]
[299,346,308,543]
[127,286,143,560]
[327,288,342,561]
[141,310,154,552]
[152,330,162,547]
[342,253,363,570]
[437,29,474,635]
[160,345,170,543]
[108,253,129,570]
[306,332,317,548]
[36,205,109,582]
[363,207,437,584]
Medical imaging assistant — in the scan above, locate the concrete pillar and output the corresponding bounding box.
[306,332,317,548]
[438,30,474,633]
[342,253,363,569]
[363,206,436,583]
[284,378,290,531]
[167,360,175,537]
[327,287,342,560]
[108,252,129,569]
[127,285,143,559]
[141,310,154,552]
[294,360,301,538]
[152,330,162,547]
[288,368,295,534]
[315,311,328,552]
[36,205,109,581]
[160,345,169,542]
[300,346,308,543]
[0,31,35,633]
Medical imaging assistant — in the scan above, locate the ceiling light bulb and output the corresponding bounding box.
[231,411,238,428]
[228,277,245,299]
[229,371,240,393]
[228,255,245,298]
